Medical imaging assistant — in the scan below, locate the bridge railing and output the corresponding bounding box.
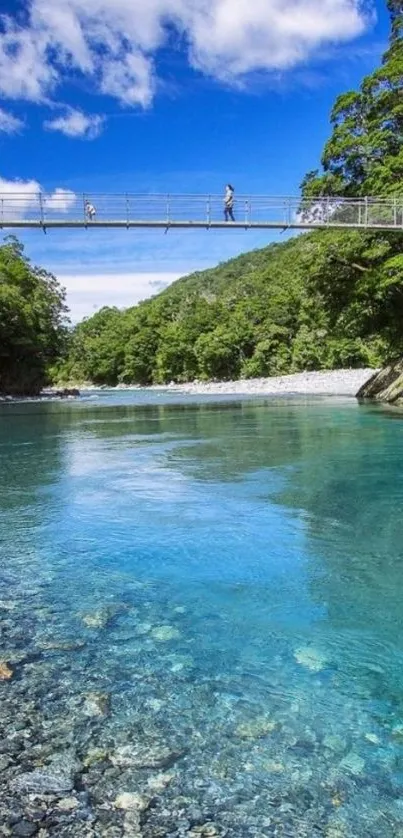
[0,192,403,228]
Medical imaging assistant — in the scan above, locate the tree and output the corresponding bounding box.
[194,326,243,380]
[61,307,127,385]
[0,238,68,395]
[301,1,403,200]
[154,322,198,383]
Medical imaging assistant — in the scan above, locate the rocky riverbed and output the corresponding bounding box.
[2,559,403,838]
[2,386,403,838]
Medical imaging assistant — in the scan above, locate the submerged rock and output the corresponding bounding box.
[83,747,110,767]
[147,698,164,712]
[339,751,365,776]
[123,810,142,837]
[150,625,181,642]
[357,360,403,405]
[114,792,151,811]
[294,645,328,672]
[49,388,80,398]
[326,822,347,838]
[365,732,380,745]
[11,821,39,837]
[111,742,183,769]
[56,797,80,811]
[40,639,86,652]
[81,610,110,629]
[188,824,222,837]
[136,622,153,636]
[83,691,111,717]
[323,735,347,755]
[391,724,403,741]
[235,716,278,740]
[10,750,79,794]
[81,603,126,630]
[147,771,174,791]
[262,760,285,774]
[0,660,13,680]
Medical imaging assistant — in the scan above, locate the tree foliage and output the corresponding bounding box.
[301,0,403,199]
[0,238,68,395]
[55,226,403,386]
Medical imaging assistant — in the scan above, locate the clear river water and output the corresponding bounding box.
[1,391,403,838]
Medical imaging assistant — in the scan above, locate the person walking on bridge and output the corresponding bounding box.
[224,184,235,222]
[85,200,96,221]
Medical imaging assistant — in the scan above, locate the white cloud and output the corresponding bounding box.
[0,175,42,218]
[0,107,24,134]
[43,188,77,211]
[187,0,371,80]
[0,175,76,218]
[99,52,155,108]
[0,0,373,110]
[58,271,180,321]
[0,20,56,102]
[44,108,105,138]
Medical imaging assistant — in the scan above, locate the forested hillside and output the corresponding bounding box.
[54,229,403,386]
[54,0,403,387]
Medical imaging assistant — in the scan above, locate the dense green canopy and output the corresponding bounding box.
[55,227,403,386]
[301,0,403,198]
[0,238,68,396]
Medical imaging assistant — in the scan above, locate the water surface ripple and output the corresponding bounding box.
[1,393,403,837]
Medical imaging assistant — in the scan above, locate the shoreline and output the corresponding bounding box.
[150,368,376,397]
[0,369,377,402]
[51,368,376,398]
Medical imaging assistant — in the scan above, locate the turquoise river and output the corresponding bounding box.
[1,391,403,838]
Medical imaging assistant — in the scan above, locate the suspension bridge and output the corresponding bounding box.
[1,193,403,232]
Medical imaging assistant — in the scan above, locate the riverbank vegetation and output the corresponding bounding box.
[2,0,403,393]
[0,238,68,396]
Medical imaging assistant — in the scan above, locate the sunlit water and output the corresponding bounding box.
[1,392,403,837]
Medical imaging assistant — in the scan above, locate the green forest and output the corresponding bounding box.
[1,0,403,394]
[0,238,68,396]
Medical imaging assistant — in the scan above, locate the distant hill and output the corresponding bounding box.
[53,227,403,386]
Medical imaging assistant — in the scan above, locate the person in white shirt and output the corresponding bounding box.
[224,184,235,222]
[85,201,96,221]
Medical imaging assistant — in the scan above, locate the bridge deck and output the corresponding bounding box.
[1,193,403,231]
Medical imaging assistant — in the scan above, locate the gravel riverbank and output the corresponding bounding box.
[2,368,376,403]
[152,368,376,398]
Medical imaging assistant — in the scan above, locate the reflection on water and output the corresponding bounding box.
[1,394,403,836]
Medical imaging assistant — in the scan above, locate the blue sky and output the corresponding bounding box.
[0,0,390,320]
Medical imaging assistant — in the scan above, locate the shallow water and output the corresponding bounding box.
[1,393,403,837]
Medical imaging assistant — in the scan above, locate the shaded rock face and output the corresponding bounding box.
[56,388,80,398]
[44,388,80,399]
[356,360,403,405]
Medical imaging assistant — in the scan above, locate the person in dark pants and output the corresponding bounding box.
[85,200,96,221]
[224,184,235,221]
